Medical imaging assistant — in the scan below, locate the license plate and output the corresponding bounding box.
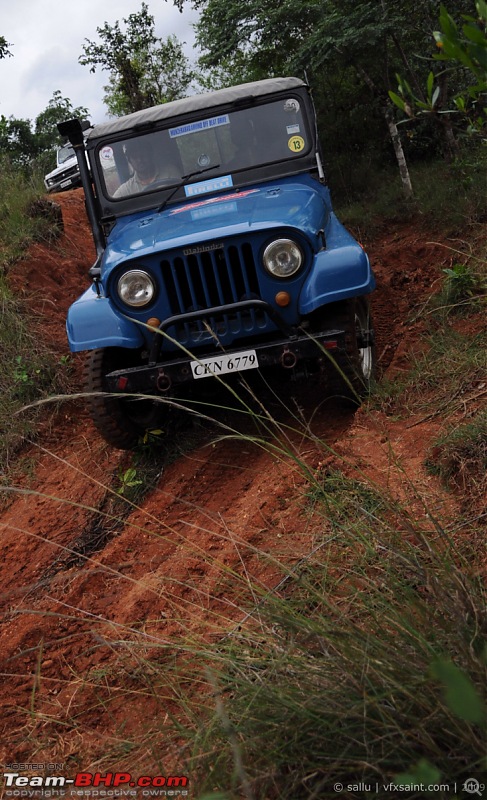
[190,349,259,379]
[60,179,72,188]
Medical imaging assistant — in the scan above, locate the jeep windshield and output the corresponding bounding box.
[95,98,311,202]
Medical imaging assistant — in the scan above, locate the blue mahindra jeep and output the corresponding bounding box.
[59,77,376,449]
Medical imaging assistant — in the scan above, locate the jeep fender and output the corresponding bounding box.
[299,244,375,315]
[66,286,144,352]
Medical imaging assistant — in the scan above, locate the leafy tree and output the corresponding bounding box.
[35,90,89,151]
[79,3,194,115]
[0,36,12,59]
[193,52,267,93]
[0,92,90,171]
[0,115,40,167]
[390,1,487,136]
[175,0,474,196]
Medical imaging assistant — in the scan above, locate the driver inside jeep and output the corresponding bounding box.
[114,138,177,198]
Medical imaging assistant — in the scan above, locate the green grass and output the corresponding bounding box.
[0,158,70,474]
[184,468,486,799]
[371,253,486,501]
[336,144,487,238]
[431,259,487,318]
[0,157,56,265]
[427,410,487,498]
[373,325,487,417]
[0,278,71,473]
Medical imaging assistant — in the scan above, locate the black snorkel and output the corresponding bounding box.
[57,119,106,261]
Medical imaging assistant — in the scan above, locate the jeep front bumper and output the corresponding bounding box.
[104,326,347,395]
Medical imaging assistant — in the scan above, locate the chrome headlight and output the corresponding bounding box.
[117,269,155,307]
[263,239,303,278]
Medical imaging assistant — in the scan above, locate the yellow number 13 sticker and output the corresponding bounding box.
[288,135,305,152]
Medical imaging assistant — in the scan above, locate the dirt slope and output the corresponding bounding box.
[0,190,459,773]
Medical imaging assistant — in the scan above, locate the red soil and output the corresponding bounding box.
[0,190,476,781]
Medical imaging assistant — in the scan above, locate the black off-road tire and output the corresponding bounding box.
[84,348,165,450]
[324,297,376,406]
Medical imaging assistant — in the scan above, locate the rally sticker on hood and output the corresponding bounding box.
[169,188,260,215]
[191,202,238,222]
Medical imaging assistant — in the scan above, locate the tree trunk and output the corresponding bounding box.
[356,64,414,198]
[437,72,459,162]
[119,57,147,113]
[384,106,414,198]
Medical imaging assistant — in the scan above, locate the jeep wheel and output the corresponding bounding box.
[324,297,376,405]
[84,348,166,450]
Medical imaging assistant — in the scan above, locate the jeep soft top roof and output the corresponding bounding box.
[87,77,307,142]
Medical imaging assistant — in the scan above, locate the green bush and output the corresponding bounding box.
[0,158,69,472]
[0,157,50,266]
[427,411,487,497]
[337,144,487,237]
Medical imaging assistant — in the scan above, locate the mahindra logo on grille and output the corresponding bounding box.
[183,243,224,256]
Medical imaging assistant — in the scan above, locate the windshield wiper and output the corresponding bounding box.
[156,164,220,214]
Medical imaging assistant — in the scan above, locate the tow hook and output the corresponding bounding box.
[156,370,172,392]
[358,329,375,348]
[280,348,298,369]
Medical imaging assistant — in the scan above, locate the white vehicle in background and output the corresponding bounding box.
[44,143,82,194]
[44,123,93,194]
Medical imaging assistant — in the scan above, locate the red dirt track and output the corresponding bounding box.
[0,190,469,774]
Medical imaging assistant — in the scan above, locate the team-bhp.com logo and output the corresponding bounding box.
[3,772,189,795]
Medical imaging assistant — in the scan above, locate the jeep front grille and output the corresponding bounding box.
[160,242,268,344]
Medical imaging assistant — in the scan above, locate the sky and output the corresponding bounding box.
[0,0,200,126]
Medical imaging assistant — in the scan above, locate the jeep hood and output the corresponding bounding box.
[102,176,330,271]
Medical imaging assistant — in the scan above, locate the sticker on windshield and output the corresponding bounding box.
[197,153,211,167]
[288,136,305,153]
[100,146,114,160]
[286,124,301,135]
[283,98,300,113]
[185,175,233,197]
[169,115,230,138]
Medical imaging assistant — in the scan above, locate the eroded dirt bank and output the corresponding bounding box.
[0,190,466,771]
